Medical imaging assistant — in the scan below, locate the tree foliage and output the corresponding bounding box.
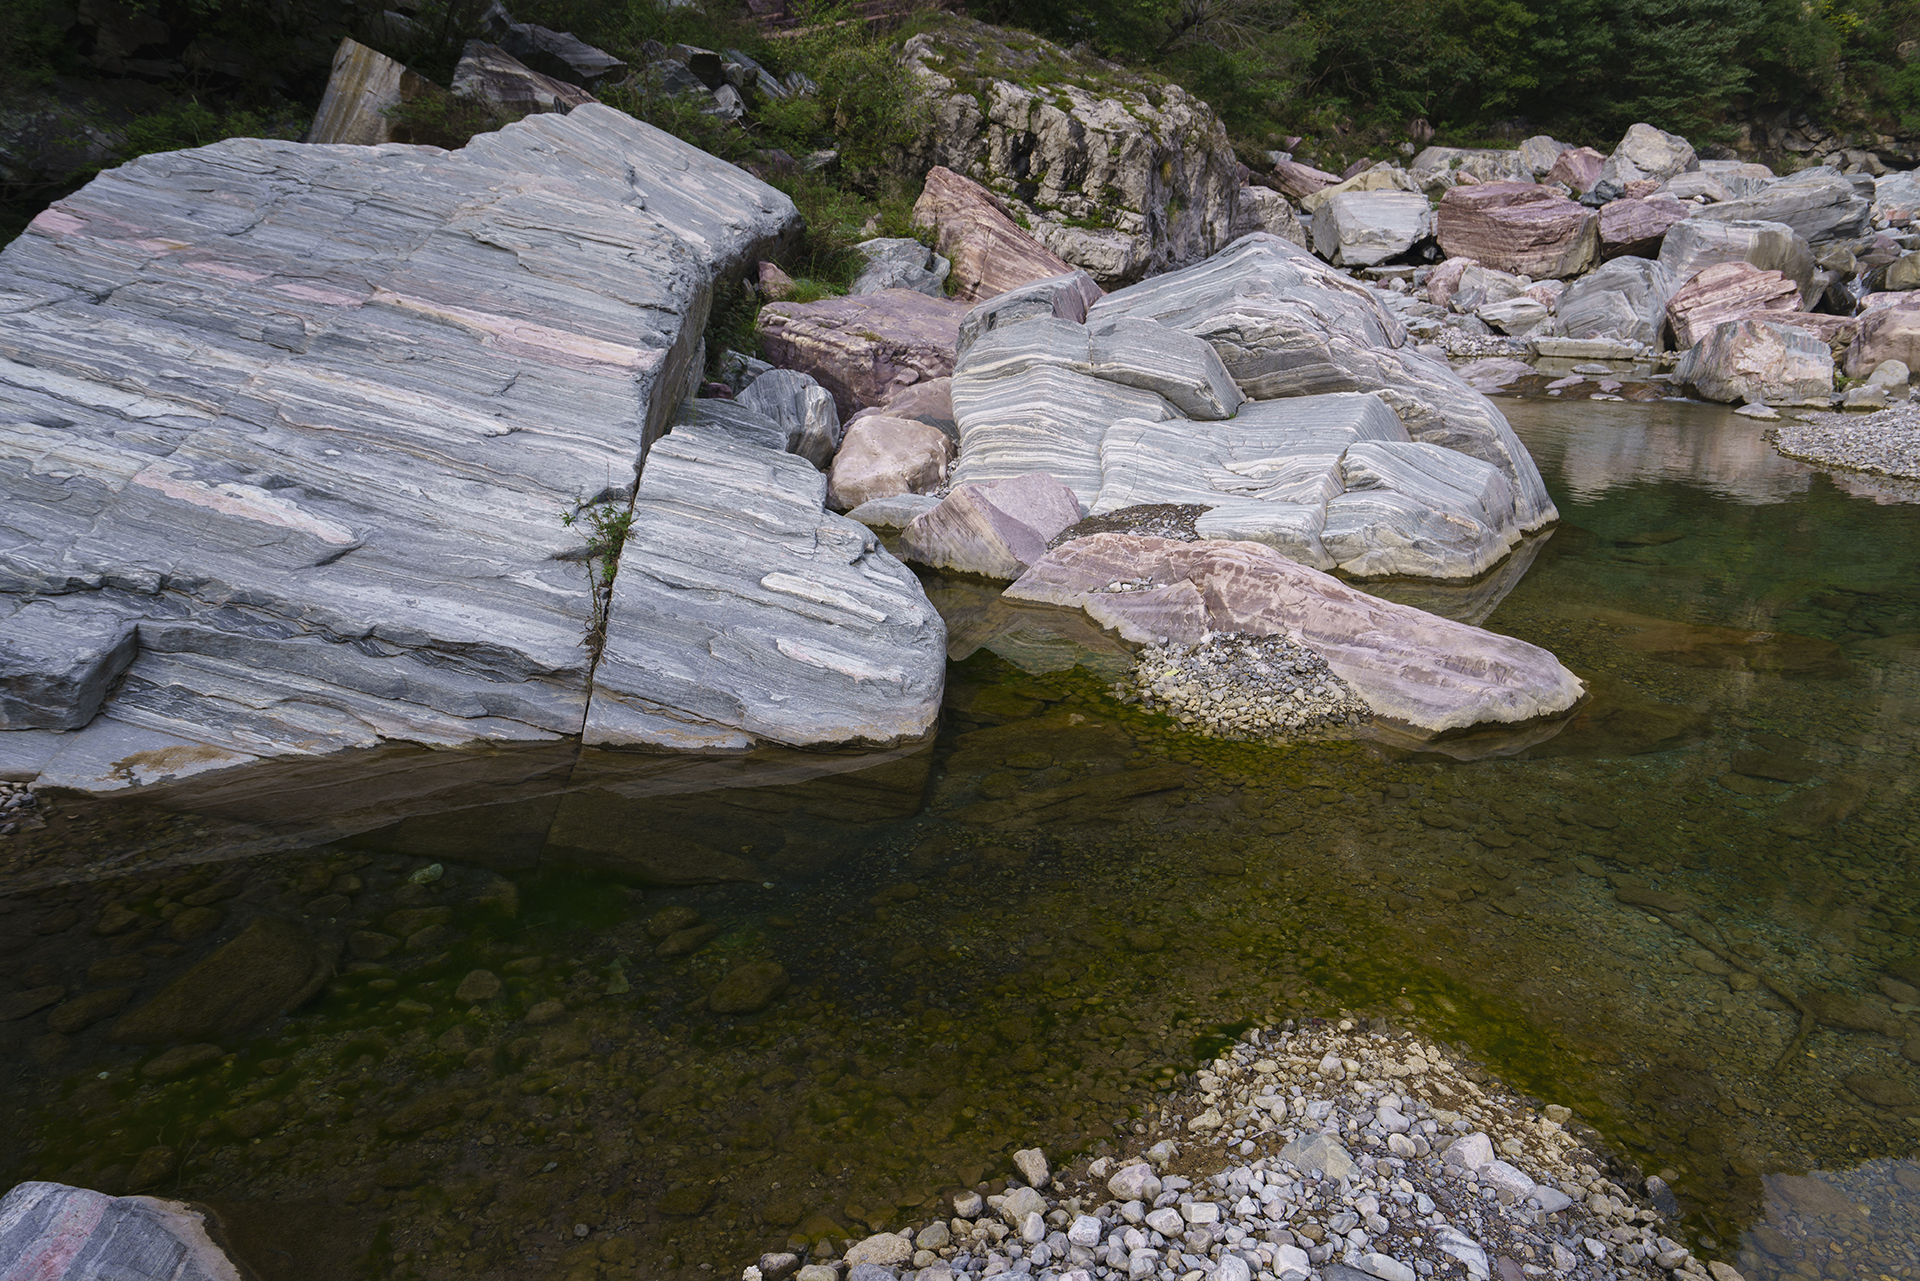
[970,0,1920,147]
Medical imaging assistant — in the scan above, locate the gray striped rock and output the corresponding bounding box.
[0,105,799,792]
[952,359,1175,503]
[1657,218,1817,309]
[1089,315,1243,419]
[1092,395,1520,579]
[1087,234,1558,532]
[0,1182,243,1281]
[585,432,945,750]
[1310,191,1435,267]
[673,398,793,454]
[1691,166,1872,246]
[736,368,842,468]
[954,270,1104,364]
[1592,123,1698,203]
[1006,533,1585,734]
[1547,257,1678,347]
[1675,318,1835,407]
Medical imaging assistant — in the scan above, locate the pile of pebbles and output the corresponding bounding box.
[1126,633,1370,742]
[0,781,40,837]
[1771,401,1920,481]
[737,1021,1742,1281]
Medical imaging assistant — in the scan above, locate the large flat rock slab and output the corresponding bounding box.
[0,106,798,789]
[1006,533,1585,735]
[585,432,945,751]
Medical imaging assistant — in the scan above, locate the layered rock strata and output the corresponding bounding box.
[0,106,815,790]
[942,236,1555,581]
[585,433,947,751]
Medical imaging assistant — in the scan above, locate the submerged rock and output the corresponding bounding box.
[110,917,333,1044]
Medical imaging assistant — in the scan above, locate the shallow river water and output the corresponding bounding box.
[1,392,1918,1281]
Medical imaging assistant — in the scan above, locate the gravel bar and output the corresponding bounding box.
[1770,400,1920,481]
[737,1020,1740,1281]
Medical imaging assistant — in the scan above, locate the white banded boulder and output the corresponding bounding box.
[1691,166,1872,246]
[586,432,946,750]
[1592,123,1698,203]
[1657,219,1817,309]
[1311,191,1435,267]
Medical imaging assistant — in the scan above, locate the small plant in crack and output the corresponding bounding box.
[562,501,635,658]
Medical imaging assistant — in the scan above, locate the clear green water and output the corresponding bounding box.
[1,393,1917,1281]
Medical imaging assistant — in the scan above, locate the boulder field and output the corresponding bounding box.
[50,48,1868,794]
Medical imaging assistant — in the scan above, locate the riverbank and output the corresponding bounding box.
[742,1018,1714,1281]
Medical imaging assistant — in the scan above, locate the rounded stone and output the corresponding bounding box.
[454,969,502,1003]
[708,962,790,1015]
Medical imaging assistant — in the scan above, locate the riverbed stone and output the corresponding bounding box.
[850,237,951,297]
[708,961,790,1014]
[911,164,1078,302]
[1845,302,1920,377]
[1311,191,1435,267]
[759,289,971,420]
[1089,394,1524,579]
[109,916,332,1044]
[1692,165,1872,245]
[1658,218,1818,308]
[897,473,1084,580]
[1008,534,1585,734]
[825,414,954,511]
[1085,234,1557,532]
[1598,194,1689,259]
[734,369,842,470]
[140,1043,225,1080]
[452,40,596,115]
[1547,257,1678,348]
[1593,123,1698,202]
[1664,261,1804,350]
[1278,1132,1355,1179]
